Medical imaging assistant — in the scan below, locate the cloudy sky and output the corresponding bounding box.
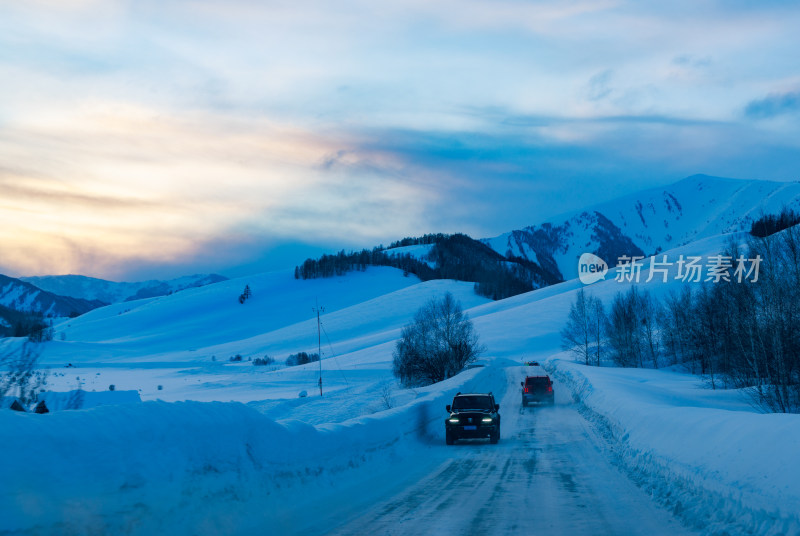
[2,0,799,280]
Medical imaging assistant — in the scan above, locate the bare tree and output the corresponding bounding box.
[590,295,606,366]
[606,288,641,367]
[380,382,395,410]
[660,286,694,368]
[639,289,662,368]
[726,229,800,411]
[561,289,606,365]
[392,292,484,387]
[0,342,47,406]
[561,288,590,364]
[605,286,662,368]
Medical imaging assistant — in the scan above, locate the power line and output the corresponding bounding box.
[312,300,325,396]
[320,320,349,388]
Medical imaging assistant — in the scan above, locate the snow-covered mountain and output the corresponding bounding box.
[0,275,105,321]
[20,273,228,304]
[483,174,800,281]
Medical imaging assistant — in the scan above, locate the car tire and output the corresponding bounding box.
[490,429,499,444]
[522,398,527,407]
[446,432,455,445]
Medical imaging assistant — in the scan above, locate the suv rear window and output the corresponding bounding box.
[451,396,493,411]
[525,377,550,387]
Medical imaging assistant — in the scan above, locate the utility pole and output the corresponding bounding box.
[313,302,325,396]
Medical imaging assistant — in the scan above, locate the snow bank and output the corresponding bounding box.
[0,365,506,535]
[38,389,142,411]
[547,359,800,535]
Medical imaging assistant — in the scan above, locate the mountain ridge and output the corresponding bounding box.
[0,274,107,336]
[20,273,229,304]
[483,174,800,281]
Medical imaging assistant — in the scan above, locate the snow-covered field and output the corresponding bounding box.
[2,231,800,534]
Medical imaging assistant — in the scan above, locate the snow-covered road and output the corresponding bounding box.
[316,369,695,536]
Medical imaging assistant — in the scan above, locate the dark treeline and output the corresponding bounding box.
[387,233,450,249]
[0,306,53,341]
[750,208,800,238]
[562,223,800,413]
[285,352,320,367]
[295,234,559,300]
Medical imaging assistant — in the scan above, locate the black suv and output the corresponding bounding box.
[445,392,501,445]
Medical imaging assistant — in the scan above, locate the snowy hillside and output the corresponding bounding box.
[484,174,800,281]
[21,273,228,304]
[36,267,489,367]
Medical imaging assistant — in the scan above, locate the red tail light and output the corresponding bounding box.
[524,386,530,393]
[547,384,553,393]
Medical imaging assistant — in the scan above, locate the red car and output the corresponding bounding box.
[521,374,554,406]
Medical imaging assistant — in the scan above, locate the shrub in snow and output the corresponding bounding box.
[109,384,115,391]
[229,354,243,362]
[392,292,484,387]
[27,319,54,343]
[380,383,395,410]
[285,352,319,367]
[298,390,307,398]
[253,356,275,366]
[238,284,252,304]
[157,385,163,391]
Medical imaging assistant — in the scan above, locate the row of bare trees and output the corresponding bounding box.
[561,226,800,413]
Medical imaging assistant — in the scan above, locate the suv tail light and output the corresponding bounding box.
[547,383,553,393]
[524,386,530,393]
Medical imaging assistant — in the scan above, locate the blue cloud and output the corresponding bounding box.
[587,70,614,102]
[745,91,800,119]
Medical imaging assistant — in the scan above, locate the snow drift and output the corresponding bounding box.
[547,359,800,535]
[0,365,506,535]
